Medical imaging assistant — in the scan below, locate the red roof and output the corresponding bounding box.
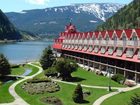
[124,29,132,39]
[101,31,106,38]
[135,28,140,38]
[94,31,99,38]
[89,32,94,38]
[107,30,114,38]
[115,30,123,38]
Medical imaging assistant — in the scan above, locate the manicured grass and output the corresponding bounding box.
[11,64,39,76]
[11,66,25,75]
[101,88,140,105]
[0,82,14,103]
[16,81,110,105]
[24,64,39,76]
[72,68,124,87]
[31,62,41,67]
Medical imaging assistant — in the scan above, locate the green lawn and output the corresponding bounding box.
[72,68,124,87]
[0,82,14,103]
[101,88,140,105]
[15,81,110,105]
[23,64,39,76]
[11,66,25,75]
[11,64,39,76]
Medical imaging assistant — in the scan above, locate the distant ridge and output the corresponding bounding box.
[6,3,124,35]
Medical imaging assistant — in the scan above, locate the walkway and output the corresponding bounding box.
[1,63,140,105]
[93,84,140,105]
[0,63,43,105]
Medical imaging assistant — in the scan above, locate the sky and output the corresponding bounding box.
[0,0,133,13]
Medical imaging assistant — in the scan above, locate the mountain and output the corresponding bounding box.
[97,0,140,31]
[6,3,124,35]
[0,9,22,40]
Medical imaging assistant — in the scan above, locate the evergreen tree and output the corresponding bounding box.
[72,84,83,103]
[129,94,140,105]
[40,46,55,70]
[0,54,11,76]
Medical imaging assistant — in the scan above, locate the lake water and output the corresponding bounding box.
[0,41,53,64]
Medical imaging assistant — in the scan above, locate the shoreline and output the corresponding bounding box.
[0,40,19,44]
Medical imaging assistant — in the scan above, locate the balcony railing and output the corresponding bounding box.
[89,39,93,45]
[94,46,99,53]
[88,46,93,52]
[108,48,114,55]
[116,48,123,56]
[78,45,83,50]
[94,40,99,45]
[108,40,114,46]
[126,49,134,58]
[126,41,135,46]
[83,39,88,45]
[101,40,107,46]
[75,45,78,50]
[138,41,140,47]
[100,47,106,54]
[117,40,123,46]
[138,50,140,59]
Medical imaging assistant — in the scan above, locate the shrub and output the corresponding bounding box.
[72,84,83,103]
[27,76,51,83]
[0,81,2,86]
[129,94,140,105]
[44,67,58,77]
[111,73,125,84]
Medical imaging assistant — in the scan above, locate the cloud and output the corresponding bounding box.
[26,0,49,5]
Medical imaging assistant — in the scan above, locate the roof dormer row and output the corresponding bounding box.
[59,29,140,40]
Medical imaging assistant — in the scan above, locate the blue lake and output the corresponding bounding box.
[0,41,53,64]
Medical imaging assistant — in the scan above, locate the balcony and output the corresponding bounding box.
[138,49,140,59]
[138,41,140,47]
[78,45,83,50]
[116,47,123,56]
[89,39,93,45]
[94,40,99,45]
[75,45,78,50]
[117,40,123,46]
[101,40,107,46]
[88,46,93,52]
[100,47,106,54]
[83,45,88,51]
[126,48,134,58]
[108,48,114,55]
[126,41,136,46]
[94,46,99,53]
[108,40,114,46]
[83,39,88,45]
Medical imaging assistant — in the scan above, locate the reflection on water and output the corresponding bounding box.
[0,41,53,64]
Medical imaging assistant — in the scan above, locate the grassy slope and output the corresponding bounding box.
[0,82,14,103]
[11,66,25,75]
[72,68,124,87]
[102,88,140,105]
[15,81,110,105]
[11,64,39,76]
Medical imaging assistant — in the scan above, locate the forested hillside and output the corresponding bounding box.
[0,9,22,40]
[97,0,140,31]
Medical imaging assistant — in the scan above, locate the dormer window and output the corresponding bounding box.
[131,32,138,41]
